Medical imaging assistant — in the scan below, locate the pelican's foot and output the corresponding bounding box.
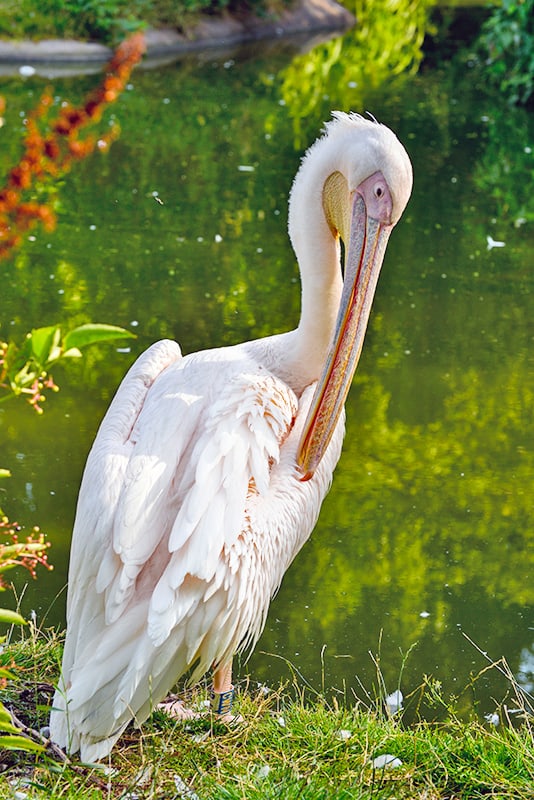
[157,696,200,721]
[210,687,244,725]
[216,711,245,725]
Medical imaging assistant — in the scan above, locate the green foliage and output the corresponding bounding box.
[0,323,134,413]
[472,111,534,225]
[0,0,277,42]
[478,0,534,106]
[277,0,436,145]
[0,528,48,754]
[0,0,147,42]
[0,609,26,626]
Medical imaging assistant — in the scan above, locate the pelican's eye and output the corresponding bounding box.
[374,180,388,199]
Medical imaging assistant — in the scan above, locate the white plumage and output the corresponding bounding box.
[50,113,412,762]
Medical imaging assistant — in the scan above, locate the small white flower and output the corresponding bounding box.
[335,729,352,740]
[276,715,285,727]
[485,712,499,726]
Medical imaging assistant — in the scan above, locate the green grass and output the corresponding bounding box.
[1,628,533,799]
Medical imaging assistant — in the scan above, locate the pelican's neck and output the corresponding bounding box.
[287,139,344,381]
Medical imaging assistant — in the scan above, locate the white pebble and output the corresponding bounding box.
[173,774,201,799]
[372,754,402,769]
[385,689,403,715]
[256,764,271,779]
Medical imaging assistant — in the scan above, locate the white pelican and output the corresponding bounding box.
[50,112,412,762]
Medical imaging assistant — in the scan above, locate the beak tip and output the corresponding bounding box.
[298,469,314,482]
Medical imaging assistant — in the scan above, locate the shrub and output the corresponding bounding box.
[478,0,534,106]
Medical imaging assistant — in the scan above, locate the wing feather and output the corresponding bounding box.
[146,367,298,646]
[62,340,182,648]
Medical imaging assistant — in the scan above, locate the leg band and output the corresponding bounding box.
[211,687,234,715]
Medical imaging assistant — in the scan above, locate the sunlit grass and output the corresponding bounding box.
[1,625,533,799]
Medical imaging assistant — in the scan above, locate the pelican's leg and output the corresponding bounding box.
[211,660,234,716]
[212,660,233,694]
[211,660,242,723]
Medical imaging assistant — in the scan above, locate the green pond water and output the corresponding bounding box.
[1,26,533,722]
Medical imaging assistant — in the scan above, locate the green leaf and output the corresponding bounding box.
[0,733,44,752]
[0,667,15,680]
[63,323,135,351]
[60,347,83,359]
[0,717,20,735]
[0,608,27,626]
[0,705,42,752]
[0,703,14,724]
[28,326,62,365]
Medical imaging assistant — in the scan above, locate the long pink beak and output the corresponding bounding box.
[296,175,394,480]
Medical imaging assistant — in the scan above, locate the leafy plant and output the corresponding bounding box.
[478,0,534,106]
[0,33,146,260]
[0,323,135,413]
[0,0,147,43]
[0,0,277,42]
[0,503,51,753]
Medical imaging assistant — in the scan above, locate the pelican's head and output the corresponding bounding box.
[295,113,413,480]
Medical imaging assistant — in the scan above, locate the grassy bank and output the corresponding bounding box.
[1,629,533,799]
[0,0,283,45]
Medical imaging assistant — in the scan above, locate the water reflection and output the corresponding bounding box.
[1,30,533,721]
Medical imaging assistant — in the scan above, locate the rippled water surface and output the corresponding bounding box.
[1,32,533,720]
